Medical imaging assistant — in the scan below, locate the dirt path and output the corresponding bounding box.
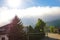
[47,33,60,40]
[42,33,60,40]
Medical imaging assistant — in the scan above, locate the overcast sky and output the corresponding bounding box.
[0,0,60,26]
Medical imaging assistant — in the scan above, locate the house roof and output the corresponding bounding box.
[0,24,10,35]
[0,15,19,35]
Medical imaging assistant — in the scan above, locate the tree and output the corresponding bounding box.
[49,26,56,33]
[28,25,34,33]
[8,16,27,40]
[34,18,46,33]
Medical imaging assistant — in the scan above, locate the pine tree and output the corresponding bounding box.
[28,25,34,33]
[35,18,46,33]
[8,16,27,40]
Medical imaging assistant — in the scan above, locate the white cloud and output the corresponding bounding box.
[0,6,60,26]
[17,6,60,17]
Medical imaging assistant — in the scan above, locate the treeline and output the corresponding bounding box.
[45,26,60,34]
[28,19,45,33]
[8,16,46,40]
[27,19,46,40]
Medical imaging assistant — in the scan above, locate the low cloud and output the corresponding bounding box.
[0,6,60,26]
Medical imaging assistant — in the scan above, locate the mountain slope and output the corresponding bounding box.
[46,19,60,28]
